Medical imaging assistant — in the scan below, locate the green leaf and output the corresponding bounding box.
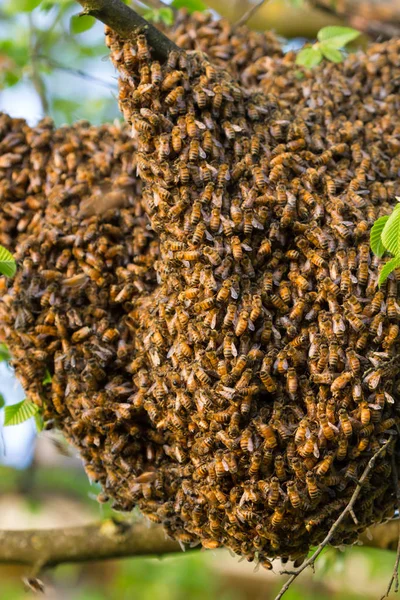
[370,215,389,257]
[0,40,29,68]
[320,42,343,63]
[3,71,20,87]
[42,369,52,385]
[4,0,41,13]
[143,8,160,23]
[378,256,400,287]
[0,344,11,362]
[0,245,16,278]
[70,14,96,35]
[4,399,39,427]
[381,203,400,257]
[317,26,361,48]
[34,412,44,432]
[159,7,174,26]
[295,47,323,69]
[0,394,5,410]
[171,0,207,14]
[289,0,303,6]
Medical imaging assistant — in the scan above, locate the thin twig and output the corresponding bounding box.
[36,56,117,89]
[234,0,269,29]
[28,13,49,115]
[381,452,400,599]
[274,436,394,600]
[76,0,180,61]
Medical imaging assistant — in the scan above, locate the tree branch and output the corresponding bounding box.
[75,0,179,61]
[0,515,400,570]
[306,0,400,39]
[0,520,189,568]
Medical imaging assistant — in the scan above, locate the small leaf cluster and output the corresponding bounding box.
[171,0,207,13]
[296,26,360,68]
[143,7,175,27]
[0,346,49,430]
[0,245,16,279]
[370,199,400,286]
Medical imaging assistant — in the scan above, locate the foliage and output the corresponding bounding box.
[296,26,360,68]
[370,199,400,285]
[42,369,52,385]
[3,399,39,427]
[143,7,175,27]
[0,343,11,363]
[171,0,208,13]
[0,246,16,278]
[0,0,118,125]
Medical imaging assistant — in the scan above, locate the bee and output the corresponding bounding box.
[240,428,254,453]
[287,481,301,509]
[267,477,281,508]
[306,471,320,500]
[235,311,249,337]
[339,408,353,437]
[315,452,334,476]
[274,454,286,481]
[255,418,277,448]
[165,86,184,106]
[271,506,285,528]
[331,371,352,393]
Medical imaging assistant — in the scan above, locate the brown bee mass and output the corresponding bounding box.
[1,10,400,567]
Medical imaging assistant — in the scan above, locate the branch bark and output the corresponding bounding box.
[0,517,399,569]
[0,520,188,568]
[307,0,400,39]
[76,0,179,61]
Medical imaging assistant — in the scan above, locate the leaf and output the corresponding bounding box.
[4,0,41,13]
[4,71,20,87]
[4,399,39,427]
[159,7,174,26]
[0,343,11,362]
[171,0,207,14]
[34,412,44,432]
[70,14,96,34]
[0,40,29,68]
[320,43,343,63]
[378,256,400,287]
[370,215,389,257]
[295,47,323,69]
[317,26,361,49]
[0,245,16,278]
[381,203,400,257]
[42,369,52,385]
[0,394,5,410]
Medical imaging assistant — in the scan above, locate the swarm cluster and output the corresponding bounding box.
[0,12,400,565]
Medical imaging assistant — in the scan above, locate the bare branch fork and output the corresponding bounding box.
[0,520,188,568]
[274,436,395,600]
[76,0,180,61]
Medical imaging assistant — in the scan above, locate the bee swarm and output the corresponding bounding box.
[1,11,400,566]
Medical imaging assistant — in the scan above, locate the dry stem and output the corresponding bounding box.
[381,452,400,599]
[274,436,394,600]
[234,0,269,28]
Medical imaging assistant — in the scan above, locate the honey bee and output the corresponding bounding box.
[245,451,262,479]
[274,454,286,481]
[267,477,281,509]
[287,481,301,509]
[315,451,334,476]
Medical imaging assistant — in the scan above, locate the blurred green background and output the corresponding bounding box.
[1,0,400,598]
